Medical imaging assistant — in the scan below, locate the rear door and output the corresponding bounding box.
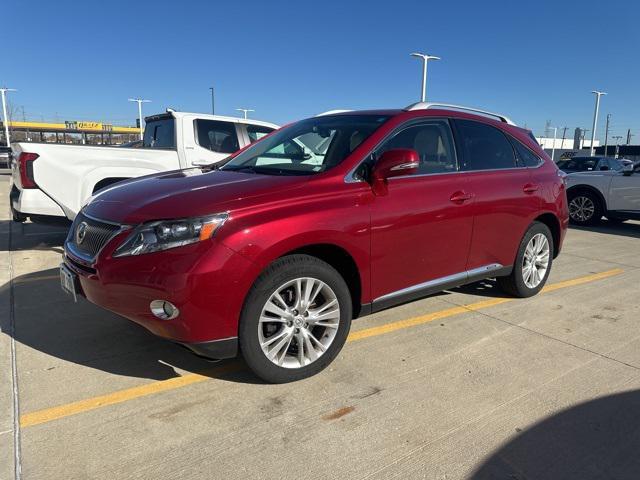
[607,169,640,211]
[182,118,243,167]
[369,119,474,303]
[452,119,540,271]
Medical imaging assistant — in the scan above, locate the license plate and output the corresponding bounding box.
[60,263,79,302]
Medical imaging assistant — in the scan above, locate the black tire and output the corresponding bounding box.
[497,222,554,298]
[567,189,603,226]
[239,254,352,383]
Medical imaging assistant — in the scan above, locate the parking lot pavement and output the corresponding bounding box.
[2,173,640,479]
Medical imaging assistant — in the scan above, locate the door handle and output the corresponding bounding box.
[450,191,474,203]
[523,183,540,194]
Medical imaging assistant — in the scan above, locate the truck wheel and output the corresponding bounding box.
[568,190,602,225]
[497,222,554,298]
[239,254,352,383]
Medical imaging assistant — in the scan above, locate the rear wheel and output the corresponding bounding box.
[568,190,602,225]
[239,254,352,383]
[497,222,554,298]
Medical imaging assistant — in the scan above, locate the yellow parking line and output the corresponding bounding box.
[19,268,623,428]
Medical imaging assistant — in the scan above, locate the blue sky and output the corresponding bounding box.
[3,0,639,139]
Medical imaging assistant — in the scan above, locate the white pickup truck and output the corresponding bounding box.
[10,111,278,222]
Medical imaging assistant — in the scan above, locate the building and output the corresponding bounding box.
[535,136,599,150]
[0,120,140,146]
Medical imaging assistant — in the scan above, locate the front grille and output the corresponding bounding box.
[69,212,122,259]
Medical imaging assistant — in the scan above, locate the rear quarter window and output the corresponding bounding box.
[143,117,176,149]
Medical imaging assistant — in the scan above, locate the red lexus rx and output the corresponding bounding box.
[61,103,569,383]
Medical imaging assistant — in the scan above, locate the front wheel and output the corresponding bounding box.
[497,222,554,298]
[239,254,352,383]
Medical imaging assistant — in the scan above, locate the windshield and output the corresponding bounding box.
[221,114,390,175]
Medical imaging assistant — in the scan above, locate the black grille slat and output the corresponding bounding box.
[70,212,121,258]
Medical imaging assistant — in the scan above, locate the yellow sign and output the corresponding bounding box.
[77,121,102,130]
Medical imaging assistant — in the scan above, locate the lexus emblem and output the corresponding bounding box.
[75,222,88,245]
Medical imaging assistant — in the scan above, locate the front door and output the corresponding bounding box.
[370,120,474,303]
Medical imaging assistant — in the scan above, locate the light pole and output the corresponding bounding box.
[0,87,17,148]
[209,87,215,115]
[128,98,151,140]
[236,108,254,119]
[589,90,606,156]
[547,126,558,161]
[410,52,440,102]
[603,114,611,156]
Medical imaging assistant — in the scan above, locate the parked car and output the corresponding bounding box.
[565,160,640,225]
[60,103,569,383]
[118,140,143,148]
[0,146,10,169]
[9,111,279,223]
[556,156,627,174]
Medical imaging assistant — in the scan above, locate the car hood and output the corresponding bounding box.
[83,168,306,224]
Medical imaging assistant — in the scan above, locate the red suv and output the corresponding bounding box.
[61,103,569,383]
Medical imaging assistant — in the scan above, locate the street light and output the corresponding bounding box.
[128,98,151,140]
[0,87,17,148]
[410,52,440,102]
[589,90,607,156]
[236,108,254,119]
[209,87,215,115]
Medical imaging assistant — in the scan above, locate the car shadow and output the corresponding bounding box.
[570,219,640,240]
[1,265,265,385]
[0,219,69,252]
[469,389,640,479]
[450,278,512,299]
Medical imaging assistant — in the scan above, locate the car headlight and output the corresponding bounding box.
[113,213,228,257]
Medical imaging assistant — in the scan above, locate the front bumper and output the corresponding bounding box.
[63,235,258,358]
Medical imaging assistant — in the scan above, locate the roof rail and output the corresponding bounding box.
[404,102,516,126]
[315,109,353,117]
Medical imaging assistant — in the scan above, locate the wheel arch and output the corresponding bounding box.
[280,243,364,318]
[92,177,130,193]
[533,212,561,258]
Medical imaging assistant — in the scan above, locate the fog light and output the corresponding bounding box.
[150,300,179,320]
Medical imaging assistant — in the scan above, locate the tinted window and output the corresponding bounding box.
[195,120,239,153]
[142,118,175,149]
[377,121,457,174]
[556,157,597,172]
[513,140,542,167]
[456,120,517,171]
[247,125,275,143]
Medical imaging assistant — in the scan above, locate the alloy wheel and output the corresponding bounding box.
[569,195,595,223]
[522,233,550,289]
[258,277,340,369]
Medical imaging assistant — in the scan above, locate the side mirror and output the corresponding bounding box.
[370,149,419,195]
[622,164,634,176]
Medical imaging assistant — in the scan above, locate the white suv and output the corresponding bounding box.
[561,157,640,225]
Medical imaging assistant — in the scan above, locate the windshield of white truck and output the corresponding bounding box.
[221,114,390,176]
[143,117,176,149]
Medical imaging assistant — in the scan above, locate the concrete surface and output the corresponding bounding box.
[1,172,639,479]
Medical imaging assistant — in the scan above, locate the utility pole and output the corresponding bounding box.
[580,128,590,149]
[209,87,215,115]
[603,114,611,156]
[128,98,151,140]
[410,52,440,102]
[0,87,17,147]
[626,129,634,145]
[548,126,558,161]
[560,126,568,149]
[589,90,607,156]
[235,108,254,119]
[612,135,623,158]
